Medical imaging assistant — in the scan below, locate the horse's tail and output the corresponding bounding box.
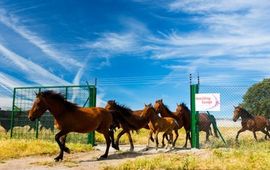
[209,114,219,138]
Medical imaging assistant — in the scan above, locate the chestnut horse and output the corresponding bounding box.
[154,99,183,147]
[105,100,152,151]
[28,90,115,161]
[175,103,218,147]
[141,104,179,150]
[233,106,270,141]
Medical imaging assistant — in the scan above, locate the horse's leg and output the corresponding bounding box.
[146,131,153,150]
[173,129,178,147]
[161,133,166,148]
[235,128,246,142]
[109,128,118,150]
[183,130,191,148]
[126,131,134,151]
[261,129,270,140]
[60,135,70,153]
[252,130,258,141]
[206,130,210,143]
[155,131,159,150]
[167,132,173,149]
[54,130,68,162]
[99,132,111,159]
[115,129,126,150]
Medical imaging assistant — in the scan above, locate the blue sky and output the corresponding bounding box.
[0,0,269,116]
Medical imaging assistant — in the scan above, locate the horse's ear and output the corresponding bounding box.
[34,91,38,96]
[160,99,163,102]
[144,103,147,107]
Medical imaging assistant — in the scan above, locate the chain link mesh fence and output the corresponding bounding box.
[4,85,96,144]
[198,85,268,145]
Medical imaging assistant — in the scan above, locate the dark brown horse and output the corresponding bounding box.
[105,100,152,151]
[28,90,115,161]
[141,104,179,150]
[176,103,218,146]
[199,113,219,142]
[233,106,270,141]
[154,99,183,147]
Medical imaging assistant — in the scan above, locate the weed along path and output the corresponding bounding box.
[0,145,201,170]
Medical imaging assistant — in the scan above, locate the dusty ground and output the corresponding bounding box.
[0,145,204,170]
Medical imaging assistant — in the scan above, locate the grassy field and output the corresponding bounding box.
[104,139,270,170]
[0,139,93,160]
[0,126,269,170]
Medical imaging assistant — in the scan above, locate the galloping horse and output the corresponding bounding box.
[198,113,219,142]
[105,100,151,151]
[28,90,115,161]
[233,106,270,141]
[154,99,183,147]
[176,103,218,146]
[141,104,179,150]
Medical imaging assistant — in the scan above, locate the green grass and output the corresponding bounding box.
[104,140,270,170]
[0,139,93,160]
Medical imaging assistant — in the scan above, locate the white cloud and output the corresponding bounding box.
[0,44,69,86]
[0,72,26,93]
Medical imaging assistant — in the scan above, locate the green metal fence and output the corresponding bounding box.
[10,85,96,145]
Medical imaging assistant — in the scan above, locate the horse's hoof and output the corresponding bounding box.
[112,144,120,150]
[63,147,70,154]
[54,156,63,162]
[130,147,134,152]
[97,155,108,160]
[161,144,165,148]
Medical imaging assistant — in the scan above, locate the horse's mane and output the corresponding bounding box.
[238,107,254,119]
[39,90,78,111]
[180,103,190,113]
[107,100,133,117]
[163,104,174,115]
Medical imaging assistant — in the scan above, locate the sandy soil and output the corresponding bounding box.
[0,145,204,170]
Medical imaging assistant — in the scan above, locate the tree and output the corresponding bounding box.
[241,78,270,118]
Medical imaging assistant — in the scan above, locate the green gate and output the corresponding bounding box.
[10,85,96,145]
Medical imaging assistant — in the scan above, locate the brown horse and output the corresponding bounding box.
[141,104,179,150]
[28,90,115,161]
[176,103,218,146]
[105,100,152,151]
[154,99,183,147]
[199,113,219,142]
[233,106,270,141]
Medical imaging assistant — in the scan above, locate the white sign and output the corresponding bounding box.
[195,93,220,111]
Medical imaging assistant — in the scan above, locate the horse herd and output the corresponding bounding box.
[27,90,270,161]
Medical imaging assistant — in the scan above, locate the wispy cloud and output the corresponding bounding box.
[0,44,69,86]
[0,72,26,93]
[0,8,82,70]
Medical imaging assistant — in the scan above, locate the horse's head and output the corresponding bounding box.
[233,106,242,122]
[154,99,164,113]
[141,103,156,118]
[105,100,116,110]
[176,103,189,118]
[28,92,48,121]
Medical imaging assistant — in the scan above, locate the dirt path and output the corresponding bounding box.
[0,145,203,170]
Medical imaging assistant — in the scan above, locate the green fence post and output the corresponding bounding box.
[10,88,16,138]
[190,84,199,148]
[87,86,96,145]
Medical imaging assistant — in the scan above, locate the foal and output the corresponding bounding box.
[141,104,179,150]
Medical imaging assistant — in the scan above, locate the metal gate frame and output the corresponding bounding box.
[10,85,96,145]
